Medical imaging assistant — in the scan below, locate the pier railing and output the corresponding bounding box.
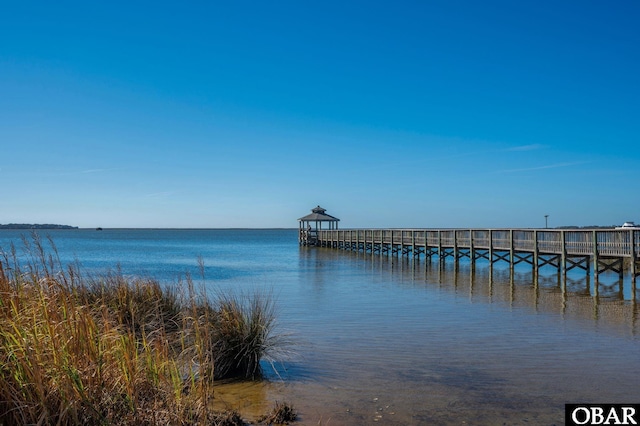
[314,228,640,279]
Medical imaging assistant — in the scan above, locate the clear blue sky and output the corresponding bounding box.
[1,1,638,228]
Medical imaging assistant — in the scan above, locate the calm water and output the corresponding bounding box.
[1,229,639,425]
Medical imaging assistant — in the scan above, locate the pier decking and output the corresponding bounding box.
[312,228,640,280]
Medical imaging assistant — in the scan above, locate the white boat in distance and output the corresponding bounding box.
[616,221,639,229]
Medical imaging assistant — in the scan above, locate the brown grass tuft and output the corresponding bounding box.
[258,401,298,425]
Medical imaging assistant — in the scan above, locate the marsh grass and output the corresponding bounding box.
[0,234,293,425]
[212,289,288,380]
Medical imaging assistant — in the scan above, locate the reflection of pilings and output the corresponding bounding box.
[509,267,514,307]
[308,243,639,335]
[562,273,569,316]
[470,263,476,300]
[532,272,539,312]
[332,249,639,335]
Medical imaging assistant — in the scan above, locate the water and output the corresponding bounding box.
[1,229,639,425]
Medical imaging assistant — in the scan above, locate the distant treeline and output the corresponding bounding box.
[0,224,78,230]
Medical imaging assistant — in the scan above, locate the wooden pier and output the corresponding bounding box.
[314,228,640,281]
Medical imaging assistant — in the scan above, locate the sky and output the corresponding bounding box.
[1,1,638,229]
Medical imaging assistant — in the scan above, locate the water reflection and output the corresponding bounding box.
[218,247,640,425]
[302,248,639,334]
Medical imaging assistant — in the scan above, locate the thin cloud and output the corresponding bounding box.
[504,144,546,152]
[45,168,120,177]
[80,168,111,174]
[144,191,175,198]
[498,161,588,173]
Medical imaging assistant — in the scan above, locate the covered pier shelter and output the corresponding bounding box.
[298,206,340,246]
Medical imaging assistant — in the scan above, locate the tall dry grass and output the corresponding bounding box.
[0,234,291,425]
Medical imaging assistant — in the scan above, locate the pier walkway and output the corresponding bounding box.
[313,228,640,281]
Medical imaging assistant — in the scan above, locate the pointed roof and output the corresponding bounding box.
[298,205,340,222]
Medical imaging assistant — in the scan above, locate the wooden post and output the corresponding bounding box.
[412,230,416,259]
[533,230,539,275]
[438,230,442,263]
[561,230,567,277]
[509,229,514,272]
[469,229,475,270]
[454,230,459,269]
[489,230,493,266]
[424,230,428,260]
[631,229,637,281]
[592,230,599,281]
[370,230,374,257]
[630,229,637,296]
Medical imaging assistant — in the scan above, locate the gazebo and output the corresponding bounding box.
[298,205,340,245]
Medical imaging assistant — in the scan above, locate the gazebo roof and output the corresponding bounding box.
[298,205,340,222]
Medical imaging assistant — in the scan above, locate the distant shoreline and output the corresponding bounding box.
[0,224,78,230]
[0,226,297,231]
